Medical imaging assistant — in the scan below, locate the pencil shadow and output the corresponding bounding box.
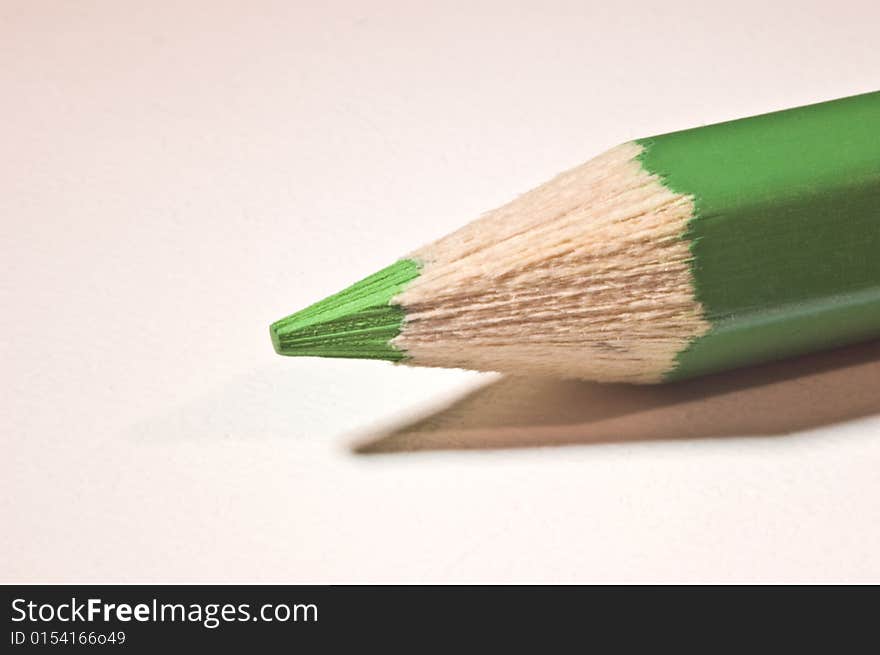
[351,340,880,454]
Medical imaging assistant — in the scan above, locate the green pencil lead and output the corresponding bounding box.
[269,259,421,361]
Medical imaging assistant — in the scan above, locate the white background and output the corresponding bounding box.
[3,1,879,583]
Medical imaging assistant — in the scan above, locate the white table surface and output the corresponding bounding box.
[4,0,879,583]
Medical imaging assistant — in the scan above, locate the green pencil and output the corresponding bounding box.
[271,91,880,383]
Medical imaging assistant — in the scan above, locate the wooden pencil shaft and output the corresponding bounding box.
[271,91,880,383]
[639,91,880,379]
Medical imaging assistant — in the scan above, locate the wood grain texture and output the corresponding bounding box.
[394,142,708,382]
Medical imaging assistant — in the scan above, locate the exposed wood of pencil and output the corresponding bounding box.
[393,142,708,382]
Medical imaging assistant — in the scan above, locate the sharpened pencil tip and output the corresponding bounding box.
[269,322,283,355]
[270,259,421,362]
